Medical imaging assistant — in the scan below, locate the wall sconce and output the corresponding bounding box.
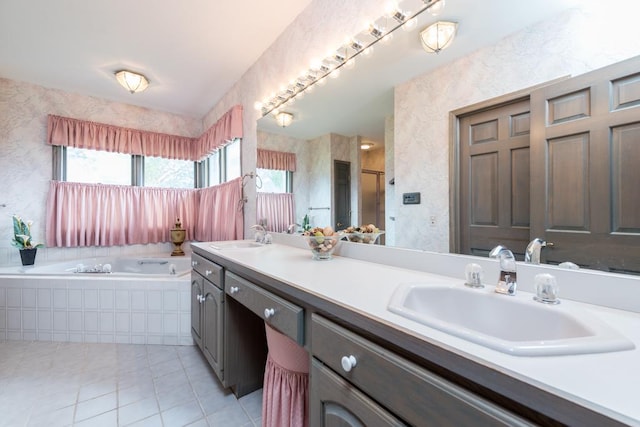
[275,112,293,127]
[420,21,457,53]
[360,142,374,150]
[115,70,149,93]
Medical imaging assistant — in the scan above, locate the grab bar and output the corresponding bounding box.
[137,260,169,265]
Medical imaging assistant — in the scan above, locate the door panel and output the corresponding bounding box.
[530,56,640,273]
[459,98,531,257]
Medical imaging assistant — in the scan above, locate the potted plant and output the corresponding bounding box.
[11,214,43,266]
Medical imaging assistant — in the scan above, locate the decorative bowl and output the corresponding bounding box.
[343,230,385,244]
[302,233,342,260]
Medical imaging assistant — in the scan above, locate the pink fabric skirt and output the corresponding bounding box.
[262,323,309,427]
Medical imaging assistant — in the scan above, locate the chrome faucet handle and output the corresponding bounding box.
[533,273,560,304]
[495,248,517,296]
[525,238,554,264]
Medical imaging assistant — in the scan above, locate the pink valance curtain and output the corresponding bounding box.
[197,105,244,160]
[45,179,243,247]
[46,105,243,161]
[257,149,297,171]
[256,193,295,233]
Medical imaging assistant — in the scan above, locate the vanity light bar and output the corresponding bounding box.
[257,0,447,116]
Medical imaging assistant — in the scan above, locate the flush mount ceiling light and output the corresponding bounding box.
[275,111,294,128]
[420,21,457,53]
[255,0,447,116]
[115,70,149,94]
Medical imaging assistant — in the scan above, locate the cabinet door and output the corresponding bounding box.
[203,280,224,381]
[310,358,405,427]
[190,272,203,349]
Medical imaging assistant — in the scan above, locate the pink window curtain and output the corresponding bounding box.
[257,149,297,171]
[256,193,295,233]
[46,105,243,161]
[45,181,199,247]
[45,178,244,247]
[195,177,244,241]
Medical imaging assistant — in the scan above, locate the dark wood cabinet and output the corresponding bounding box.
[191,253,226,385]
[310,314,533,427]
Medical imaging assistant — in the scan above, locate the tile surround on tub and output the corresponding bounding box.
[0,275,194,345]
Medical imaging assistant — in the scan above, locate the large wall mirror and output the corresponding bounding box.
[256,0,640,273]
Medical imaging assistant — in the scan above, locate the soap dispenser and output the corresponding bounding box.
[496,249,517,295]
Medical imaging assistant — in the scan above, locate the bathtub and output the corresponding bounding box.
[0,255,193,345]
[20,256,192,276]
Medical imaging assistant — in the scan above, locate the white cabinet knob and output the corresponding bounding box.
[229,286,239,294]
[205,270,212,276]
[192,260,198,267]
[341,355,357,372]
[196,294,202,303]
[264,308,275,319]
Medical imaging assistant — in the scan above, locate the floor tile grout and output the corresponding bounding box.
[0,341,261,427]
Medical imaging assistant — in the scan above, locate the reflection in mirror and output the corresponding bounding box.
[256,0,640,273]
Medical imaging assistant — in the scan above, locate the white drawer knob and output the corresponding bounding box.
[192,260,198,267]
[229,286,239,294]
[205,269,212,276]
[341,355,357,372]
[264,308,275,319]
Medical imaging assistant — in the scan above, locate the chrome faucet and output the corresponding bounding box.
[251,224,271,244]
[490,245,517,296]
[525,238,553,264]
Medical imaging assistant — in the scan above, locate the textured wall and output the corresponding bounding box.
[394,6,640,252]
[0,78,201,265]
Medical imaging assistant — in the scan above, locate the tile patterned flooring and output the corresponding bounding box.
[0,341,262,427]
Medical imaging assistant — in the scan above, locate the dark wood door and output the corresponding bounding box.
[459,98,531,258]
[530,56,640,273]
[310,359,405,427]
[334,160,351,230]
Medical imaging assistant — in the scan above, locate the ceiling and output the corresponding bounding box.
[257,0,583,143]
[0,0,312,118]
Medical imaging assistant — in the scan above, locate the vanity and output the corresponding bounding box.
[190,235,640,426]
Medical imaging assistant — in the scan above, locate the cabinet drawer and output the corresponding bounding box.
[311,314,532,427]
[191,252,223,288]
[225,271,303,345]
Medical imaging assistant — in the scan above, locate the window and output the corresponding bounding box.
[56,139,242,188]
[225,138,241,181]
[257,168,292,193]
[144,156,194,188]
[66,147,131,185]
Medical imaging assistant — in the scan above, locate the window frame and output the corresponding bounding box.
[52,139,242,188]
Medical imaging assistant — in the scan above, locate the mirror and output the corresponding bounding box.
[256,0,640,260]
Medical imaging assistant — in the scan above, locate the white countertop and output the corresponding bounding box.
[192,240,640,425]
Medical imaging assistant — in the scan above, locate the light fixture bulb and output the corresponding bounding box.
[361,143,373,150]
[115,70,149,94]
[403,16,418,31]
[427,0,446,16]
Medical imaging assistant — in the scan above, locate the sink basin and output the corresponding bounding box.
[209,241,264,250]
[388,284,634,356]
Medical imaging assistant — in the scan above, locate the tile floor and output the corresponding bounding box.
[0,341,262,427]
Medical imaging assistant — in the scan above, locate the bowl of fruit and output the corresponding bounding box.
[302,226,342,260]
[341,224,385,244]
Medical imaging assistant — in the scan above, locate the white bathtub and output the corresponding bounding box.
[0,255,193,345]
[20,256,192,276]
